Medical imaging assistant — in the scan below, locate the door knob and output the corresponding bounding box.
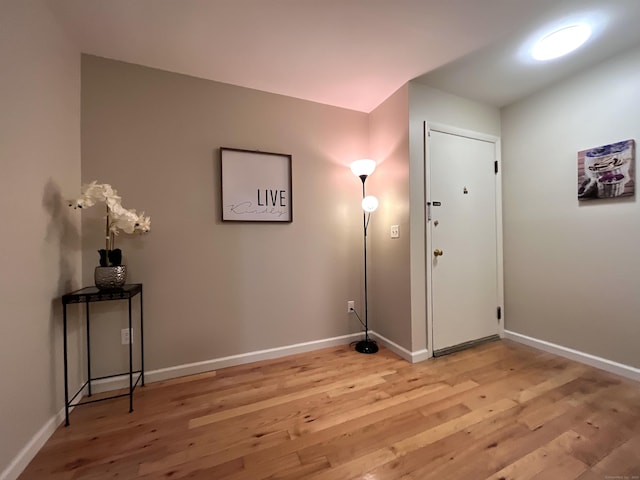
[434,248,444,257]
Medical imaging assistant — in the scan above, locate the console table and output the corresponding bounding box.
[62,284,144,426]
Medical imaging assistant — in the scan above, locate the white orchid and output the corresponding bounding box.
[135,212,151,233]
[71,181,120,209]
[69,182,151,252]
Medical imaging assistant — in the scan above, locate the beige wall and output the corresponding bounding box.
[368,85,411,348]
[0,0,81,475]
[408,82,501,353]
[81,56,369,375]
[502,45,640,368]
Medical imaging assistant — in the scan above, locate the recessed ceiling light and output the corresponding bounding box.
[532,24,592,61]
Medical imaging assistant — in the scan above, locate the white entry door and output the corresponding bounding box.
[426,123,502,355]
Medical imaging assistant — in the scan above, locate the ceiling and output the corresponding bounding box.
[46,0,640,113]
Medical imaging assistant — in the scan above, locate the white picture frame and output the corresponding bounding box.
[220,148,293,222]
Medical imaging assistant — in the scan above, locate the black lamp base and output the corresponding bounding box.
[355,340,379,354]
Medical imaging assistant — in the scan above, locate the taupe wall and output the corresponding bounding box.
[0,0,81,474]
[368,85,412,348]
[408,83,501,353]
[502,45,640,368]
[81,56,369,375]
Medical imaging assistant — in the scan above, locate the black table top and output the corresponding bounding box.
[62,284,142,304]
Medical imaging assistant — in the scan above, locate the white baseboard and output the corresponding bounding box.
[90,332,364,393]
[504,330,640,382]
[0,390,86,480]
[0,415,61,480]
[91,331,432,394]
[370,331,430,363]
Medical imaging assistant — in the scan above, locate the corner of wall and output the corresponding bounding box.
[367,84,413,351]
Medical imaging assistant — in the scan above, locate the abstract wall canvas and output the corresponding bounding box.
[578,139,635,200]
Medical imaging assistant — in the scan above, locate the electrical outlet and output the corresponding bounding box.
[121,328,133,345]
[347,300,355,313]
[390,225,399,238]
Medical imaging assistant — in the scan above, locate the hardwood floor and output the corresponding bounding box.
[19,340,640,479]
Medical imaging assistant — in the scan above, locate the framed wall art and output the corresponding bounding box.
[220,147,293,222]
[578,139,635,201]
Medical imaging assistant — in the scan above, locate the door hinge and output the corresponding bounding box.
[494,160,499,174]
[497,306,502,320]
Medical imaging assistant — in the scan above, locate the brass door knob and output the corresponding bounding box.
[434,248,444,257]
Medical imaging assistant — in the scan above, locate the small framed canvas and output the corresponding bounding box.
[220,148,293,222]
[578,139,635,200]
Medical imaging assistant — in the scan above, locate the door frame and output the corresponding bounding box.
[424,121,505,357]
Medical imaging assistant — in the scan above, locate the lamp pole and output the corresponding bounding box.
[355,174,378,354]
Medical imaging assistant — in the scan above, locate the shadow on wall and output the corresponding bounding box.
[42,178,82,413]
[43,178,80,293]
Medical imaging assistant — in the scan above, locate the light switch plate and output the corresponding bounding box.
[391,225,399,238]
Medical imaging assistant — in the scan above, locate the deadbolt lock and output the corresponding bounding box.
[434,249,444,257]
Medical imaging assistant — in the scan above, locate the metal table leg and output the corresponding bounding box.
[128,297,133,413]
[63,304,69,427]
[86,303,92,397]
[140,286,145,386]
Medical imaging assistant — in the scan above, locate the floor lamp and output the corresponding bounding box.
[350,159,379,354]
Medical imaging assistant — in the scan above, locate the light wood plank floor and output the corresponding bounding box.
[19,340,640,479]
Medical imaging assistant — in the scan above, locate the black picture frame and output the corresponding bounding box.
[220,147,293,222]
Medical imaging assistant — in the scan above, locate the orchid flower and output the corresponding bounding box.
[69,182,151,252]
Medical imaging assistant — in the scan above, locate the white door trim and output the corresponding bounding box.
[424,122,504,357]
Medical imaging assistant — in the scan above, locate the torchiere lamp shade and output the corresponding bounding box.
[350,159,377,178]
